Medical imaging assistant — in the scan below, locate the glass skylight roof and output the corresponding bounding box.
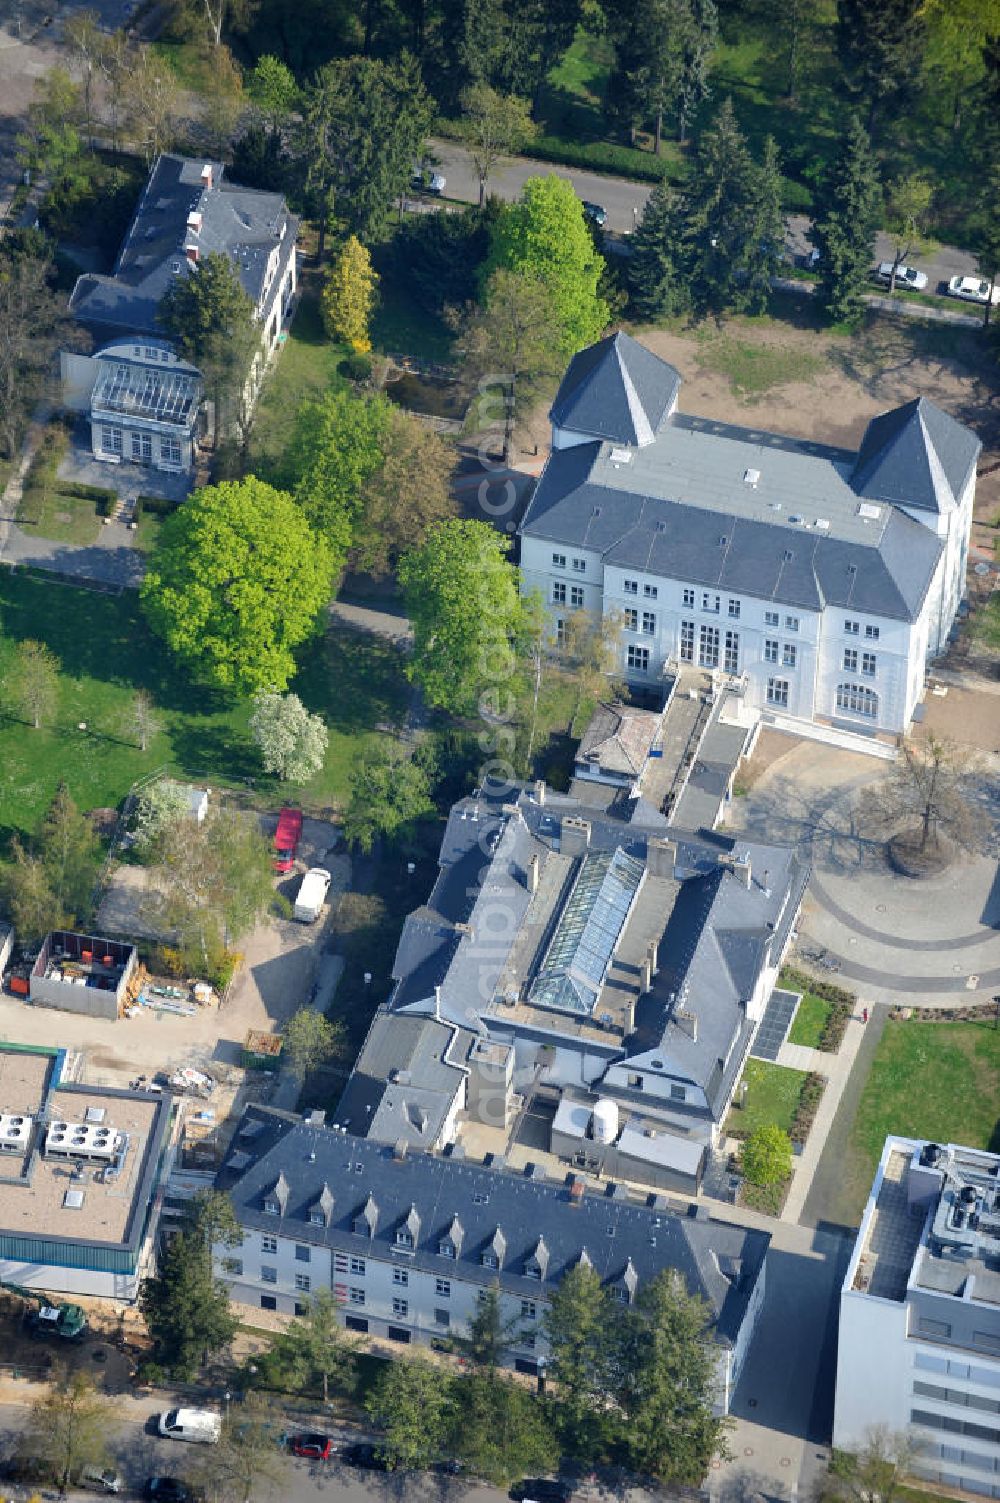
[92,358,200,427]
[529,846,645,1015]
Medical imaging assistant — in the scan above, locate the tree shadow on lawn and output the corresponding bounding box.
[165,718,260,786]
[293,627,409,738]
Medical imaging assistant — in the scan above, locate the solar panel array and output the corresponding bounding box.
[92,359,200,425]
[530,846,645,1015]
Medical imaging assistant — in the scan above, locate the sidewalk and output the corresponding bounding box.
[777,1013,871,1224]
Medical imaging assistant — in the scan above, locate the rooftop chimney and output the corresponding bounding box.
[527,853,540,895]
[735,856,752,889]
[561,816,591,856]
[641,953,653,993]
[185,243,199,265]
[186,209,202,234]
[200,163,213,189]
[647,838,676,879]
[677,1007,698,1042]
[534,779,546,806]
[647,938,659,976]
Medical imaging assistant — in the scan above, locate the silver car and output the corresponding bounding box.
[947,274,1000,305]
[876,261,927,291]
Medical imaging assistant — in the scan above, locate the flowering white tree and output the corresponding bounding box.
[249,692,328,783]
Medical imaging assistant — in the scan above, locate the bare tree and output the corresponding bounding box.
[127,689,161,752]
[187,1397,283,1503]
[460,269,564,465]
[458,84,535,206]
[821,1426,922,1503]
[9,640,60,730]
[562,609,625,735]
[861,734,978,868]
[64,10,103,147]
[124,46,180,164]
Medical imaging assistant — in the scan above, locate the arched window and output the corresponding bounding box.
[836,683,878,718]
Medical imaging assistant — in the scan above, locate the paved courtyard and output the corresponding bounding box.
[728,735,1000,1007]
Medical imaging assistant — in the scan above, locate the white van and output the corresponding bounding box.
[158,1408,221,1444]
[293,867,331,923]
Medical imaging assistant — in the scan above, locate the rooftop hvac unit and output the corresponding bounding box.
[0,1113,33,1155]
[45,1120,119,1163]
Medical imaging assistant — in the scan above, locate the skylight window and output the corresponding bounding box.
[529,847,645,1015]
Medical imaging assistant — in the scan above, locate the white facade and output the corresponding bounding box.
[835,1137,1000,1499]
[215,1222,756,1412]
[520,533,938,741]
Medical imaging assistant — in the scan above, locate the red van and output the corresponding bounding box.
[273,806,303,873]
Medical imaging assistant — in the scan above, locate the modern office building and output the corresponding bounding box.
[520,331,980,745]
[835,1136,1000,1498]
[0,1042,174,1299]
[216,1103,770,1412]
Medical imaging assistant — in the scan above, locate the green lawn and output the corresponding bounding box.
[851,1020,1000,1180]
[789,992,833,1049]
[371,241,455,364]
[726,1058,808,1138]
[16,428,107,546]
[249,282,347,484]
[694,332,828,398]
[0,570,409,846]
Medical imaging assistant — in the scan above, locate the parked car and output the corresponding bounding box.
[511,1481,573,1503]
[157,1408,221,1445]
[78,1466,124,1494]
[581,200,607,227]
[145,1478,204,1503]
[341,1443,392,1471]
[875,261,928,291]
[287,1433,336,1460]
[410,169,446,195]
[273,805,303,873]
[947,274,1000,305]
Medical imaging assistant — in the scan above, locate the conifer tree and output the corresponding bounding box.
[627,181,690,319]
[811,114,881,324]
[741,134,785,315]
[683,97,755,313]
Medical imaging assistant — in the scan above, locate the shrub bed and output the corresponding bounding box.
[790,1071,826,1145]
[60,480,118,505]
[781,965,854,1051]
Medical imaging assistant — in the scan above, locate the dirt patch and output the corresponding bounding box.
[915,684,1000,753]
[733,727,802,793]
[512,304,998,471]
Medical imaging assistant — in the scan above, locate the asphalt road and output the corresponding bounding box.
[427,138,981,296]
[0,1402,522,1503]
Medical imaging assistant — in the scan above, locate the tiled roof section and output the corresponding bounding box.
[549,331,681,447]
[522,423,944,622]
[853,397,981,514]
[69,154,297,335]
[577,701,661,776]
[219,1106,770,1345]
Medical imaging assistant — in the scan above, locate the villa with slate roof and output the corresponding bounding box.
[214,1101,770,1407]
[60,155,298,476]
[327,779,809,1196]
[520,331,981,742]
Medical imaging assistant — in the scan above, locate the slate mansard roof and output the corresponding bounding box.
[382,781,808,1115]
[524,337,979,624]
[219,1105,770,1346]
[70,154,298,336]
[550,330,681,448]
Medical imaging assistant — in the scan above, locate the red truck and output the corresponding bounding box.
[273,806,303,873]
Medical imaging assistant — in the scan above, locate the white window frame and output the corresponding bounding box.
[627,644,650,672]
[766,677,789,708]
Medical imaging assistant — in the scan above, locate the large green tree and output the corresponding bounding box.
[141,478,332,694]
[19,1371,116,1493]
[836,0,925,135]
[618,1271,729,1484]
[40,781,100,926]
[448,1372,558,1487]
[342,744,434,854]
[399,519,525,715]
[461,267,565,464]
[298,55,432,252]
[628,180,690,319]
[366,1357,452,1470]
[682,97,759,314]
[483,175,609,356]
[158,252,259,453]
[544,1264,615,1461]
[140,1192,240,1379]
[811,114,881,324]
[289,389,391,572]
[253,1289,354,1402]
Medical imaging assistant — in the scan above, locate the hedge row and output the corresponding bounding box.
[781,965,856,1009]
[135,493,180,516]
[60,480,118,505]
[790,1071,826,1146]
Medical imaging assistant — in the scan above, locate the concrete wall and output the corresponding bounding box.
[28,975,119,1020]
[61,351,99,412]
